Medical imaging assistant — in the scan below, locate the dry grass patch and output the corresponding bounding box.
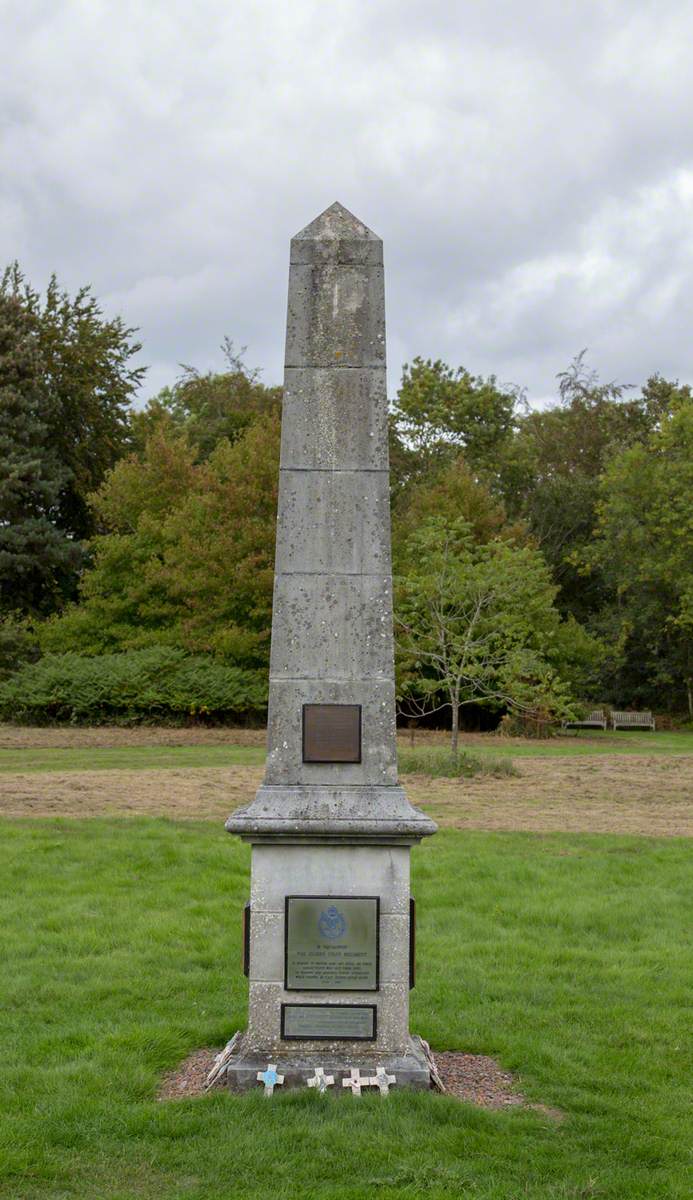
[411,753,693,836]
[0,724,266,749]
[0,765,263,819]
[1,754,691,835]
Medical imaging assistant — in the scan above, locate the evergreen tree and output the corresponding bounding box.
[2,264,145,541]
[0,288,81,615]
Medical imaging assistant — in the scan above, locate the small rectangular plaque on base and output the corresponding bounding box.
[281,1003,377,1041]
[285,895,379,991]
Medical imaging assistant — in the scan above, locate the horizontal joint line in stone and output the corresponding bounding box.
[268,679,390,684]
[279,468,389,474]
[284,364,384,370]
[275,571,391,577]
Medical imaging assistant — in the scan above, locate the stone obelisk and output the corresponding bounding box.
[225,202,436,1089]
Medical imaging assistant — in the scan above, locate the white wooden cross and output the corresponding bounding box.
[257,1064,284,1097]
[307,1067,334,1095]
[369,1067,396,1096]
[342,1067,367,1096]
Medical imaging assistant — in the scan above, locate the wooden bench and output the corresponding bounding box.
[563,709,607,731]
[611,711,655,731]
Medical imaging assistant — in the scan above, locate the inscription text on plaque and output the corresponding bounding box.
[285,896,379,991]
[302,704,362,763]
[281,1004,377,1041]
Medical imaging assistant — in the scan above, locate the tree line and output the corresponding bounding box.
[1,266,691,726]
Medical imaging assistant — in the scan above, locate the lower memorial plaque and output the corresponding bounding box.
[281,1004,377,1041]
[285,895,379,991]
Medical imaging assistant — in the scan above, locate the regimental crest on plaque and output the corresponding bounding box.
[318,906,347,940]
[285,895,380,992]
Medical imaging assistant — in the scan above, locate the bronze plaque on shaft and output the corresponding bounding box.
[285,895,379,991]
[302,703,361,763]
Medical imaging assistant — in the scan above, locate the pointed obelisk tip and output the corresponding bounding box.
[293,201,380,243]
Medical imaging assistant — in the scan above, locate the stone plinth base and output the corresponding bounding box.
[223,1033,431,1093]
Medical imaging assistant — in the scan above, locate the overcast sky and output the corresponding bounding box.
[3,1,693,405]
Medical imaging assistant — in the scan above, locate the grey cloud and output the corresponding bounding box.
[2,0,692,406]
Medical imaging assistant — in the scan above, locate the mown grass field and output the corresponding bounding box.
[1,727,691,1198]
[2,824,692,1199]
[0,728,691,774]
[462,729,693,757]
[0,744,267,774]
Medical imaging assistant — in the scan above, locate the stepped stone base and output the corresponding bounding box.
[223,1033,432,1093]
[225,785,437,844]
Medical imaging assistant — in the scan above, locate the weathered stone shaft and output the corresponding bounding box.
[266,202,395,790]
[226,203,435,841]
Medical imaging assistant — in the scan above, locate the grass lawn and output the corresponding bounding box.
[1,819,690,1199]
[464,730,693,758]
[0,744,267,774]
[0,729,691,774]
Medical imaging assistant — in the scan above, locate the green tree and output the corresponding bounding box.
[395,517,588,753]
[40,413,280,668]
[586,397,693,715]
[0,287,81,615]
[131,340,281,461]
[152,413,279,663]
[3,265,145,541]
[39,426,199,655]
[503,354,678,623]
[392,357,518,479]
[0,613,40,680]
[636,372,692,429]
[393,454,524,553]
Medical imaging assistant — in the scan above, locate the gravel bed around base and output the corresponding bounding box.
[433,1051,524,1107]
[158,1045,561,1118]
[158,1049,218,1100]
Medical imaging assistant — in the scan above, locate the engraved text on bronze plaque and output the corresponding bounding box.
[302,703,361,763]
[281,1003,377,1041]
[285,895,379,991]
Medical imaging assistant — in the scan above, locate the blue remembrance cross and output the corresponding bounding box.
[257,1064,284,1097]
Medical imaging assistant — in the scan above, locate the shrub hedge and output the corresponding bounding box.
[0,647,268,724]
